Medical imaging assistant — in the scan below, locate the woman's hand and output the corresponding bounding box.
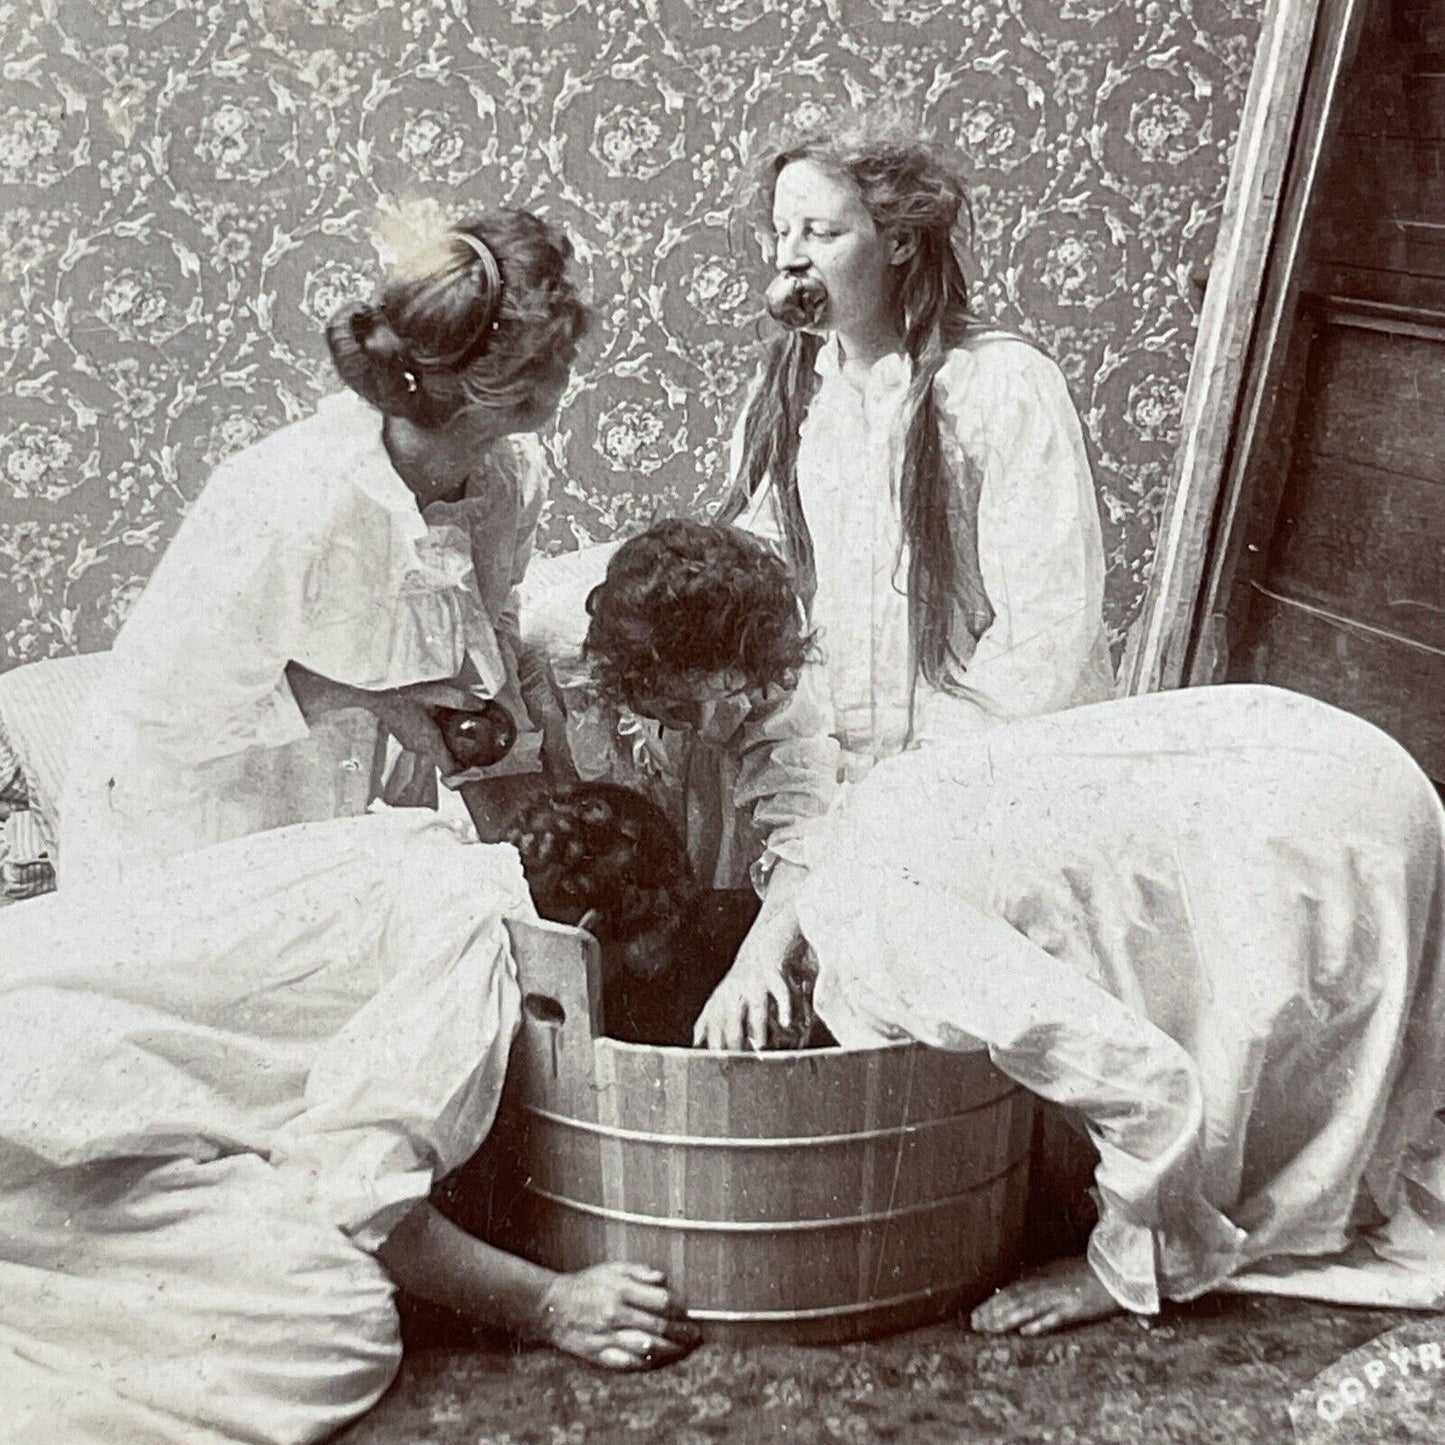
[693,940,792,1052]
[286,662,475,777]
[693,860,808,1051]
[538,1263,699,1370]
[371,679,479,776]
[516,644,579,784]
[379,1205,697,1371]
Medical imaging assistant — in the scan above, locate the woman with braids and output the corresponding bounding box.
[723,109,1113,780]
[0,788,703,1442]
[516,518,839,1050]
[59,208,588,886]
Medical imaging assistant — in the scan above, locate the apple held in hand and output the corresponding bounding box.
[435,700,517,770]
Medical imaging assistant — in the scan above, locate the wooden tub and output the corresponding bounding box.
[457,918,1034,1346]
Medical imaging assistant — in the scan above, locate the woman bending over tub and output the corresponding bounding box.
[517,518,840,1050]
[0,787,702,1444]
[794,684,1445,1334]
[558,526,1445,1330]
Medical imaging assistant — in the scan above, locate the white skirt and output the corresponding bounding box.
[0,810,528,1442]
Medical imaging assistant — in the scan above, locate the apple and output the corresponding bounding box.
[764,271,829,330]
[435,700,517,770]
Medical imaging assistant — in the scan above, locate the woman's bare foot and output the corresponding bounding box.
[970,1256,1124,1336]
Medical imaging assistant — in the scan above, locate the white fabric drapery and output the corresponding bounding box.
[0,809,530,1443]
[800,685,1445,1313]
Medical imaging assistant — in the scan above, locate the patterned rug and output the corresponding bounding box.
[337,1295,1432,1444]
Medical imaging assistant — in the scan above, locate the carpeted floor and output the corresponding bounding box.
[336,1295,1438,1444]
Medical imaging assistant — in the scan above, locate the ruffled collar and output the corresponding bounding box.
[813,335,912,400]
[615,694,752,778]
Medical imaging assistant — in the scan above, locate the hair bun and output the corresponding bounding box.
[325,299,426,422]
[352,305,410,365]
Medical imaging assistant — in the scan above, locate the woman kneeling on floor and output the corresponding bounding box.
[0,784,706,1445]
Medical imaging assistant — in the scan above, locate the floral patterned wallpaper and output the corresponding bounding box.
[0,0,1264,666]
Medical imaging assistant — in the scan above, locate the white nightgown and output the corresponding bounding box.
[734,333,1115,779]
[799,685,1445,1314]
[59,390,548,886]
[0,809,531,1443]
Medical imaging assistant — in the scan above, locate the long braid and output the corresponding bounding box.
[718,332,821,606]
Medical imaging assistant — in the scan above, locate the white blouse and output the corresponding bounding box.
[734,333,1114,778]
[59,391,548,884]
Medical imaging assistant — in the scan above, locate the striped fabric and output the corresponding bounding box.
[0,652,110,901]
[1,808,54,900]
[0,651,111,831]
[0,725,27,813]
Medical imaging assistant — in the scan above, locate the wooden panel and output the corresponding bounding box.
[1310,17,1443,305]
[1295,324,1445,477]
[1396,0,1445,51]
[1200,304,1323,683]
[1314,214,1445,281]
[1310,259,1445,308]
[503,916,606,1126]
[1319,293,1445,340]
[1237,588,1445,780]
[1267,456,1445,648]
[1336,62,1414,136]
[1337,68,1445,138]
[1322,133,1444,214]
[1310,129,1445,297]
[1405,71,1445,137]
[1123,0,1364,693]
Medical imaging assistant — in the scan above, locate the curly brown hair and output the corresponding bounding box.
[582,518,814,712]
[503,782,694,945]
[327,210,590,429]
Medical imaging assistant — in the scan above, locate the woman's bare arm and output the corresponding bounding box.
[377,1202,699,1370]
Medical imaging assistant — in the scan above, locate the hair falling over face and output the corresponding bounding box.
[503,782,694,950]
[581,518,816,713]
[722,108,991,688]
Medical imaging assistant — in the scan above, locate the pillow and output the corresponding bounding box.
[0,651,111,836]
[518,542,620,667]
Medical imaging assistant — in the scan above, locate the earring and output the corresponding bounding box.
[402,368,419,394]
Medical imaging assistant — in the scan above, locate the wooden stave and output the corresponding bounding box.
[514,1080,1035,1226]
[513,1142,1032,1342]
[472,921,1038,1343]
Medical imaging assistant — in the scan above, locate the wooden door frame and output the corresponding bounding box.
[1121,0,1370,694]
